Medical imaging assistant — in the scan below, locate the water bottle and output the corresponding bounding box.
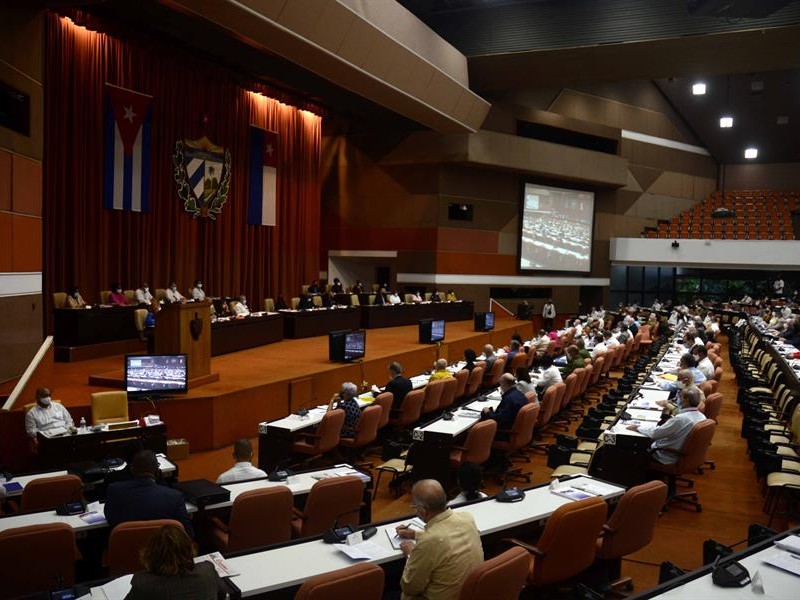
[79,417,86,433]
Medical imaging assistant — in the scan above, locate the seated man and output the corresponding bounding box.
[503,340,521,373]
[307,280,321,294]
[384,361,412,410]
[328,382,361,438]
[298,294,314,310]
[134,282,153,306]
[428,358,453,383]
[655,369,705,416]
[216,438,267,484]
[481,345,497,374]
[331,278,344,294]
[165,282,185,304]
[482,373,526,438]
[562,344,585,377]
[657,353,706,391]
[627,387,707,465]
[232,296,251,317]
[693,345,715,380]
[351,280,365,294]
[190,280,205,301]
[395,479,483,600]
[536,354,563,394]
[591,334,608,357]
[388,290,402,305]
[25,387,74,451]
[104,450,194,537]
[64,286,86,309]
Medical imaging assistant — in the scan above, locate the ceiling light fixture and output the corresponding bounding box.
[720,116,733,128]
[744,147,758,159]
[692,82,707,95]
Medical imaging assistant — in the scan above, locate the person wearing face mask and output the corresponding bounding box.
[165,281,185,304]
[25,387,75,451]
[232,295,250,317]
[135,282,153,306]
[63,286,86,309]
[654,368,705,417]
[627,387,707,465]
[190,280,206,301]
[108,282,128,306]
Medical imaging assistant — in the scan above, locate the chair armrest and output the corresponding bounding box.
[209,516,229,533]
[292,507,305,519]
[504,537,545,557]
[295,432,322,443]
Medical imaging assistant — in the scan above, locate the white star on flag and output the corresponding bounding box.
[123,105,136,123]
[265,143,274,155]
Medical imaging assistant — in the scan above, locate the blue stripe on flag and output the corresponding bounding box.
[140,107,151,213]
[248,126,264,226]
[103,96,115,210]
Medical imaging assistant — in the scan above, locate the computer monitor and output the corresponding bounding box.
[418,319,446,344]
[474,312,495,332]
[329,329,367,362]
[125,354,188,397]
[344,330,366,361]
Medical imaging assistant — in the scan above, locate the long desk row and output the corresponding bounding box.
[54,302,475,352]
[0,463,367,535]
[222,474,626,598]
[631,526,800,599]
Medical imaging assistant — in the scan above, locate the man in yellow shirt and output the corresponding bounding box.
[427,359,453,383]
[396,479,483,600]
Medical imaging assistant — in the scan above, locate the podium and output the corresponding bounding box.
[155,301,219,388]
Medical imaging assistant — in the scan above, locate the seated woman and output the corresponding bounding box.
[64,286,86,309]
[462,348,477,372]
[515,366,537,398]
[125,523,221,599]
[108,282,128,306]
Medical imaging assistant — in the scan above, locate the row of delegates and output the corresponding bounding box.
[61,280,204,308]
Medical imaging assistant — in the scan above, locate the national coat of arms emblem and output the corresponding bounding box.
[172,136,231,219]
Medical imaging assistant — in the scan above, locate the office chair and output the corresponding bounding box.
[294,562,384,600]
[211,487,293,552]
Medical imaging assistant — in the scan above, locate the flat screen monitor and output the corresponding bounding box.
[474,312,495,332]
[125,354,188,396]
[518,182,595,273]
[419,319,446,344]
[344,330,366,361]
[329,329,366,362]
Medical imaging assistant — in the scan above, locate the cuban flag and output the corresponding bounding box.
[103,84,152,212]
[248,126,278,226]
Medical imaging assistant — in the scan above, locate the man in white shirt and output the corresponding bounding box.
[134,282,153,306]
[591,334,607,357]
[542,299,556,331]
[628,387,707,464]
[536,355,563,392]
[605,330,620,348]
[233,296,251,317]
[693,346,715,380]
[165,282,185,303]
[388,291,402,305]
[190,280,206,301]
[216,439,267,484]
[25,388,74,451]
[774,277,785,297]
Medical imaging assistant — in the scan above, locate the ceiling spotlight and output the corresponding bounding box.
[692,82,707,95]
[777,116,789,126]
[744,147,758,159]
[719,116,733,128]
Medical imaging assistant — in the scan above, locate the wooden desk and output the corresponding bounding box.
[223,475,626,597]
[53,306,139,346]
[37,423,167,471]
[211,313,283,356]
[279,307,361,339]
[358,301,474,329]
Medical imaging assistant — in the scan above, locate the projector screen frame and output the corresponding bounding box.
[516,178,597,275]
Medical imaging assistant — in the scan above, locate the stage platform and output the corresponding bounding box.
[0,317,532,468]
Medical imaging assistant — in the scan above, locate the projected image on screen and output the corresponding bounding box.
[126,355,187,393]
[519,183,594,272]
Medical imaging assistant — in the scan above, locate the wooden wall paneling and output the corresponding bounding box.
[0,213,12,272]
[0,294,43,383]
[10,214,42,272]
[0,150,11,211]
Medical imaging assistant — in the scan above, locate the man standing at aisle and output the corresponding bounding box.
[542,298,556,331]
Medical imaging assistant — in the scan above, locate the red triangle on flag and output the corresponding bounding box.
[107,84,152,154]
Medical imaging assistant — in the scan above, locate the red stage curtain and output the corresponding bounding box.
[43,13,321,328]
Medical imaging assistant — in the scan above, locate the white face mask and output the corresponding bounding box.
[171,286,177,291]
[144,287,149,293]
[39,396,52,407]
[676,381,687,390]
[197,284,202,289]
